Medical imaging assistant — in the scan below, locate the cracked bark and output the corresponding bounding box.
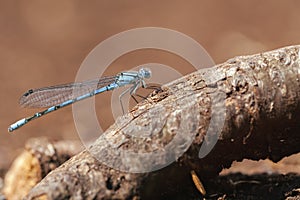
[24,45,300,199]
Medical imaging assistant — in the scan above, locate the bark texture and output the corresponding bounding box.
[23,45,300,199]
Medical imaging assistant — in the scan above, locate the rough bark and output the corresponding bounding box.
[24,45,300,199]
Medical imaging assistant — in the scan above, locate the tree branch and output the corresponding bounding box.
[24,45,300,199]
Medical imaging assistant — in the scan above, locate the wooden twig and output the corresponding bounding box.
[24,45,300,199]
[3,138,82,200]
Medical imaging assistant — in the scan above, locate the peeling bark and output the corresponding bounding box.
[24,45,300,199]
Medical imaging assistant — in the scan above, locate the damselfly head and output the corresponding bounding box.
[139,68,151,79]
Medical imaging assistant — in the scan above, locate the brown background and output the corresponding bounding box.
[1,1,300,173]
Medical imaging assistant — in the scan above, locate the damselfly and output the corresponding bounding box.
[8,68,151,132]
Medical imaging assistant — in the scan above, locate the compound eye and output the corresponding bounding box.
[139,68,151,79]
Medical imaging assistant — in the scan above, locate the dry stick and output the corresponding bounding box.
[3,138,82,200]
[25,45,300,199]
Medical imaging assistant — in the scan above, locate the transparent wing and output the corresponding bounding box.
[19,76,117,108]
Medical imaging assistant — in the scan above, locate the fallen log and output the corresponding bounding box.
[23,45,300,199]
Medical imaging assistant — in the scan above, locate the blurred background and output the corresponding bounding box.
[1,1,300,175]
